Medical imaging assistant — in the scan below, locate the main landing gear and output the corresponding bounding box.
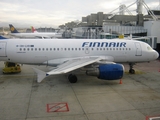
[68,74,77,83]
[129,63,135,74]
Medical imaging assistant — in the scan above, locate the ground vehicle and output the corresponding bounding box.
[3,62,21,74]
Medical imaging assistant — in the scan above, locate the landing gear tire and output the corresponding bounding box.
[68,74,77,83]
[129,63,135,74]
[129,69,135,74]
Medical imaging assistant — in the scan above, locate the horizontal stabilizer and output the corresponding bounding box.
[0,36,7,39]
[32,67,47,83]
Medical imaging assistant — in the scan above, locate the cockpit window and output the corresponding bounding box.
[147,46,152,51]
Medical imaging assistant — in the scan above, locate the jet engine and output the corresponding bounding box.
[86,64,124,80]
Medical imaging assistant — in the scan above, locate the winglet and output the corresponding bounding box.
[9,24,19,33]
[32,67,47,83]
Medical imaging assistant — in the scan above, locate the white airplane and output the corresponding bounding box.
[31,26,62,38]
[9,24,62,39]
[0,37,159,83]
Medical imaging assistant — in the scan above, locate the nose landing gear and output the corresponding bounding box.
[129,63,135,74]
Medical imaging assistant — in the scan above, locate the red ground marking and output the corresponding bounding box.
[46,102,69,113]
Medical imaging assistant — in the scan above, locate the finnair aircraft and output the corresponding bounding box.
[9,24,62,39]
[0,37,159,83]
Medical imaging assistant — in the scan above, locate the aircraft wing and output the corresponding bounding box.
[33,56,104,83]
[47,56,103,75]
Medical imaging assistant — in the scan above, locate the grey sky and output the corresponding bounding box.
[0,0,159,28]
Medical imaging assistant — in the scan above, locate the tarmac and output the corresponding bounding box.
[0,60,160,120]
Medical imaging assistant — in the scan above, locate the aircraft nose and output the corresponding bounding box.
[153,51,159,59]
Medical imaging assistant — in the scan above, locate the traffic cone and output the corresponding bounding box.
[119,79,122,84]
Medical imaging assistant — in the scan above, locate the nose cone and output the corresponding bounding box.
[153,50,159,59]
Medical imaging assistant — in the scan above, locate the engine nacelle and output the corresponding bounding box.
[86,64,124,80]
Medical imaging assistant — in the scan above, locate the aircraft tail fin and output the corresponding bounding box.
[32,67,47,83]
[31,26,38,33]
[9,24,19,33]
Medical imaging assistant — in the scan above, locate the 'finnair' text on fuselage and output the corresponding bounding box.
[82,42,126,47]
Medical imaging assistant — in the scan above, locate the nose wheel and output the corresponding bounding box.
[129,63,135,74]
[68,74,77,83]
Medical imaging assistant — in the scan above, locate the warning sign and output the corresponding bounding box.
[47,102,69,113]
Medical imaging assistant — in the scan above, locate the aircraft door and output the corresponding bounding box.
[85,47,90,54]
[135,42,142,56]
[0,42,7,57]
